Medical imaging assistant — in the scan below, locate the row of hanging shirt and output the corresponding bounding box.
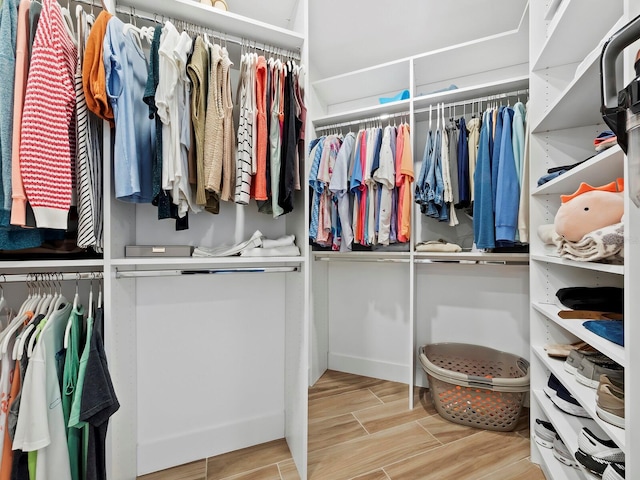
[0,0,103,252]
[308,123,414,251]
[94,9,306,231]
[415,100,528,249]
[0,278,118,480]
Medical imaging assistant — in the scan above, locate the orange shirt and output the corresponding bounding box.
[82,11,113,123]
[399,124,414,242]
[251,56,268,200]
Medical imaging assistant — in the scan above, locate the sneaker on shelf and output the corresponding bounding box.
[534,419,556,449]
[599,373,625,393]
[575,449,624,477]
[553,435,577,468]
[575,356,624,389]
[577,428,625,463]
[603,463,626,480]
[543,374,589,417]
[597,381,625,428]
[564,347,607,375]
[544,341,587,358]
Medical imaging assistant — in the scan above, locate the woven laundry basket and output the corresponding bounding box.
[419,343,530,432]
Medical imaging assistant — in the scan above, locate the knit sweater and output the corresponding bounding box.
[0,0,19,227]
[20,0,77,230]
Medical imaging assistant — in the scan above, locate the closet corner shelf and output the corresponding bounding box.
[312,251,410,263]
[532,389,599,465]
[531,47,604,133]
[532,145,624,196]
[530,254,624,275]
[110,256,304,269]
[0,258,105,270]
[532,0,623,71]
[116,0,304,51]
[413,252,529,264]
[311,59,410,111]
[532,302,625,367]
[312,99,411,129]
[532,346,626,450]
[533,441,584,480]
[412,76,529,114]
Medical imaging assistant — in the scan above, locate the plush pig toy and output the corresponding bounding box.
[554,179,624,242]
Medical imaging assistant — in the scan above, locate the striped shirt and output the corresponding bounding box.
[234,56,253,205]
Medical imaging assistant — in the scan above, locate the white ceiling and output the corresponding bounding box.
[308,0,529,80]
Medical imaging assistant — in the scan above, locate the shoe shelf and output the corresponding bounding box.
[533,302,625,367]
[533,441,584,480]
[532,146,624,197]
[532,0,623,71]
[533,389,600,471]
[532,346,626,450]
[530,254,624,276]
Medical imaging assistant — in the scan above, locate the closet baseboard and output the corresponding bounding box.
[328,353,409,384]
[136,411,285,476]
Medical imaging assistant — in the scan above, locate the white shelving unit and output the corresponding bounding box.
[98,1,310,479]
[529,1,635,477]
[308,5,531,415]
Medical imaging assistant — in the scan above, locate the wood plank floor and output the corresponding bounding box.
[139,370,545,480]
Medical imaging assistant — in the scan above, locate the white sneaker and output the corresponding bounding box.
[534,419,556,449]
[578,428,625,463]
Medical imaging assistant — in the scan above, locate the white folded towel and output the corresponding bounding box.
[262,234,295,249]
[193,230,263,257]
[240,245,301,257]
[558,222,624,263]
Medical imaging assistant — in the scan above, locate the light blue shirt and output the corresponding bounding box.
[104,17,155,202]
[473,110,495,249]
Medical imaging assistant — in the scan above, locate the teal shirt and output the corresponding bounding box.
[63,306,84,480]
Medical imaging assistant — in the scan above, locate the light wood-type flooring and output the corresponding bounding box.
[139,370,545,480]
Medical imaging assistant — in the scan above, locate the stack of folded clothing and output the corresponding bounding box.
[240,234,300,257]
[594,130,617,152]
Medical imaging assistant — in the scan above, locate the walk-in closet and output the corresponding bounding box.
[0,0,637,479]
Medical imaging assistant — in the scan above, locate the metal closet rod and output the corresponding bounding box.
[72,0,301,60]
[0,271,103,283]
[115,267,298,278]
[413,88,530,116]
[315,110,410,133]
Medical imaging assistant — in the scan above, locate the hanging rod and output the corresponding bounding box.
[0,271,103,283]
[315,110,410,133]
[413,88,529,117]
[72,0,301,60]
[115,266,298,278]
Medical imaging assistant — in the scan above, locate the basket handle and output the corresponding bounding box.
[467,375,494,387]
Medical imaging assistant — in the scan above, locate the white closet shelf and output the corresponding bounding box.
[312,99,411,129]
[531,48,605,133]
[412,76,529,117]
[533,389,600,467]
[530,254,624,275]
[116,0,304,51]
[532,146,624,196]
[544,0,564,21]
[0,259,104,270]
[532,0,623,71]
[412,6,529,92]
[311,59,410,113]
[312,251,410,263]
[532,346,626,450]
[111,256,304,268]
[532,302,625,367]
[414,252,529,264]
[533,441,584,480]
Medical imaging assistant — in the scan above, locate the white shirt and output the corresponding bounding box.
[13,303,73,480]
[373,126,395,245]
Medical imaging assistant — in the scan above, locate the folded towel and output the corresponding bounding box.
[557,222,624,263]
[262,234,295,249]
[193,230,263,257]
[537,224,559,245]
[240,245,301,257]
[415,240,462,253]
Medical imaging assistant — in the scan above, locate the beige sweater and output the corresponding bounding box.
[220,48,235,201]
